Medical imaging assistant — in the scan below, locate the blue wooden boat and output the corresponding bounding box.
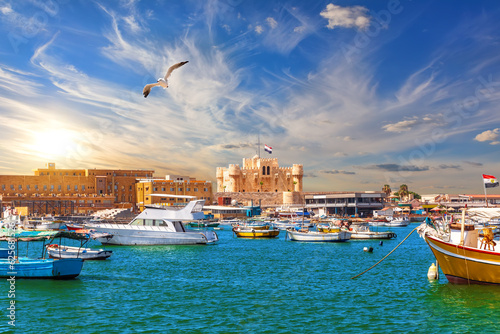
[0,254,83,279]
[0,230,84,279]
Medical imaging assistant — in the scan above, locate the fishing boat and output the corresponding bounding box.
[286,229,351,242]
[418,208,500,284]
[232,226,280,238]
[91,197,218,245]
[0,230,84,279]
[349,224,397,240]
[219,218,244,225]
[317,224,341,233]
[66,223,85,231]
[384,216,410,227]
[46,244,112,260]
[0,255,83,279]
[186,221,220,228]
[233,220,271,230]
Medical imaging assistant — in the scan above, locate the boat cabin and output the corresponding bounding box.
[130,218,185,232]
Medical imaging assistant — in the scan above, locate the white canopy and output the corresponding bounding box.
[467,208,500,220]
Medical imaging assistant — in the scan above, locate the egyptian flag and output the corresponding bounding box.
[483,174,499,188]
[264,144,272,154]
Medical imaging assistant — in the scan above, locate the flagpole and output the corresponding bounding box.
[483,176,489,207]
[258,133,261,158]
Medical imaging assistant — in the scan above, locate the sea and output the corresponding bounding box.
[2,223,500,333]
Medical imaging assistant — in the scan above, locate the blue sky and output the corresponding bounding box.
[1,0,500,195]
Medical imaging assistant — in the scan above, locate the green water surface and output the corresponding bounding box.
[1,224,499,333]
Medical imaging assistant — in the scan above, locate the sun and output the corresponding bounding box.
[31,129,78,158]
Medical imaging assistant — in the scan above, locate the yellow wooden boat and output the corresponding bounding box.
[317,225,341,233]
[418,208,500,284]
[232,227,280,238]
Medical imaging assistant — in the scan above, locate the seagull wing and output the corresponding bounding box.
[164,61,189,80]
[143,82,161,98]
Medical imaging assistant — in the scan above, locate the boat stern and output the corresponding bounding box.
[202,230,219,243]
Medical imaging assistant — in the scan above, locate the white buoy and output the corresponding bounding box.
[363,246,373,253]
[427,263,438,280]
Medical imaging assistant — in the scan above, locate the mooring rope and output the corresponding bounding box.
[351,226,419,279]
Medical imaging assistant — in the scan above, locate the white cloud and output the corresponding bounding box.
[266,17,278,29]
[474,128,500,143]
[0,5,13,15]
[255,25,264,34]
[320,4,370,30]
[382,119,419,133]
[294,26,306,33]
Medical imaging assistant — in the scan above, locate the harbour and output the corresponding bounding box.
[1,1,500,332]
[2,223,500,333]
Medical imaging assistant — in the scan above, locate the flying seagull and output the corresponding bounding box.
[143,61,188,98]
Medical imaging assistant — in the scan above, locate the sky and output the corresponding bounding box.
[0,0,500,196]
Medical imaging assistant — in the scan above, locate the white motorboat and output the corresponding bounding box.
[349,224,397,239]
[286,229,351,242]
[384,217,410,227]
[46,244,113,260]
[92,199,218,245]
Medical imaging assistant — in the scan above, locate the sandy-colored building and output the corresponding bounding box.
[136,176,213,211]
[0,163,151,215]
[216,156,303,193]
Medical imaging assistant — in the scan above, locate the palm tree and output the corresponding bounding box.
[399,184,409,201]
[382,184,391,200]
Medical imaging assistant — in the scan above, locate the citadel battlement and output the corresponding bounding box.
[217,156,303,193]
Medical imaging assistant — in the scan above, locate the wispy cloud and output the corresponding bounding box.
[320,169,356,175]
[358,164,430,172]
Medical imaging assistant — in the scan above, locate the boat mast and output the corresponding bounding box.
[459,207,466,246]
[483,175,489,207]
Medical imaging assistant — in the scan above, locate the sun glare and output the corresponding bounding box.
[31,130,78,158]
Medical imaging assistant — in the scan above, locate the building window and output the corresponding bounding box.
[186,188,190,191]
[267,166,270,175]
[44,185,47,191]
[194,188,198,192]
[178,188,182,192]
[262,166,266,175]
[18,185,22,190]
[10,185,14,190]
[50,185,54,191]
[58,185,61,191]
[75,185,78,191]
[170,188,174,191]
[35,185,38,190]
[67,185,71,191]
[82,185,85,191]
[27,185,30,190]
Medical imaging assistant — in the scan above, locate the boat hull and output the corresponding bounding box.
[287,230,351,242]
[47,246,113,260]
[0,258,83,279]
[350,232,396,240]
[94,224,218,245]
[424,234,500,284]
[233,228,280,238]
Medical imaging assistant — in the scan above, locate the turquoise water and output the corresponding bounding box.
[2,224,500,333]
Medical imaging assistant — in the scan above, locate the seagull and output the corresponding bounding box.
[143,61,188,98]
